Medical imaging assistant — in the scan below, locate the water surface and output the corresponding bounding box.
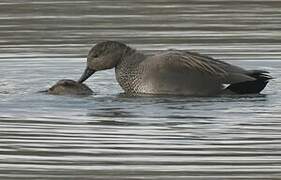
[1,0,281,179]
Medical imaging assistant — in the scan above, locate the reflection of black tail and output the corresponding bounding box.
[227,70,272,94]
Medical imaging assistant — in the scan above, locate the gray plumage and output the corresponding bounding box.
[78,41,272,96]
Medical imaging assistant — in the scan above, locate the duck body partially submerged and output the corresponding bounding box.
[48,79,93,96]
[78,41,272,96]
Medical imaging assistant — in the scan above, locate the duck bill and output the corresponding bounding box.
[78,67,95,83]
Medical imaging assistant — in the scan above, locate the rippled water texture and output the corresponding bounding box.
[1,0,281,179]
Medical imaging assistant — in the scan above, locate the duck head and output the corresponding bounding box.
[48,79,93,96]
[78,41,128,83]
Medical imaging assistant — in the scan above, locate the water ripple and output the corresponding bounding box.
[1,0,281,179]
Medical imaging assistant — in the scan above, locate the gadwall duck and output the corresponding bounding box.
[78,41,272,96]
[48,79,93,96]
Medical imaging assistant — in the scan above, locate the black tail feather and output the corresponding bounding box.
[227,70,272,94]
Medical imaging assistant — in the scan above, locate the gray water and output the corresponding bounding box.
[1,0,281,179]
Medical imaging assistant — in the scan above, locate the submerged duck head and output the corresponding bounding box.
[78,41,128,83]
[48,79,93,96]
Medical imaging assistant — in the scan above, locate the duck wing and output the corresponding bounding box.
[180,51,272,94]
[181,50,261,83]
[135,49,272,95]
[144,51,256,84]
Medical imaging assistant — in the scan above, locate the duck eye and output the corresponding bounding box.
[93,54,98,58]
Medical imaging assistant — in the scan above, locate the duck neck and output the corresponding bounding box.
[120,46,137,62]
[115,46,145,93]
[117,46,139,70]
